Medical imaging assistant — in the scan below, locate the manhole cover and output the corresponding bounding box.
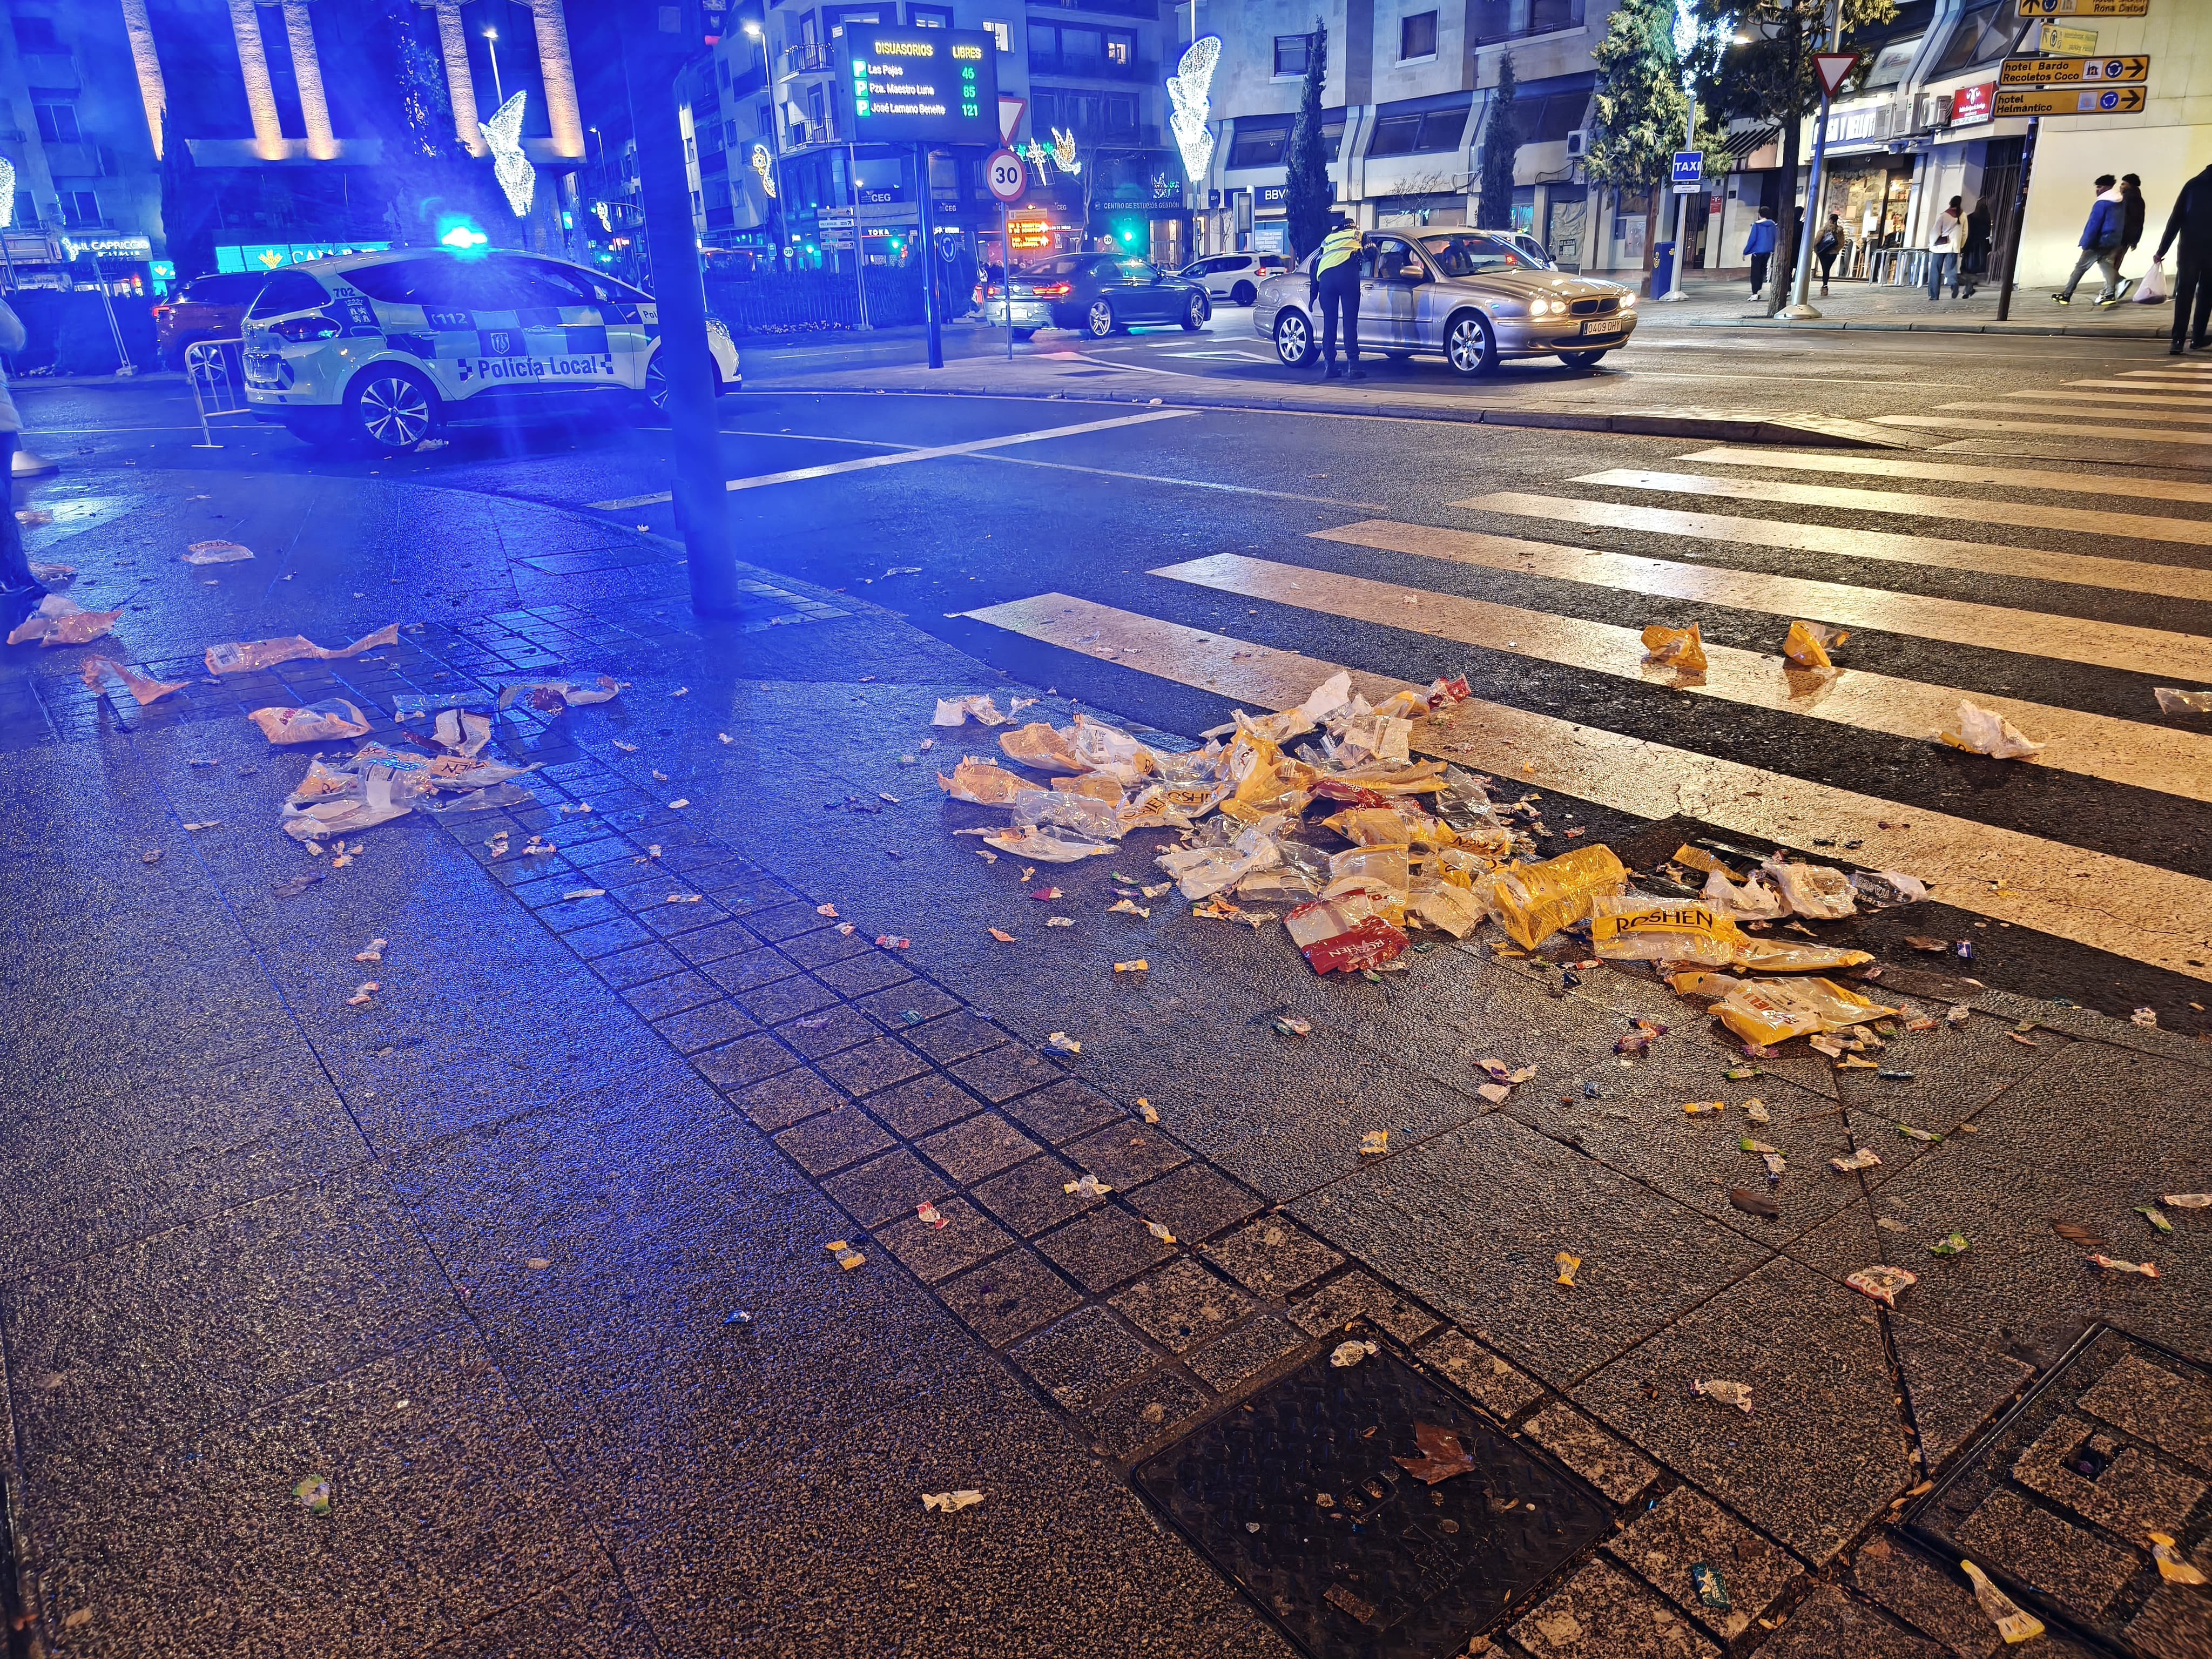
[1905,1326,2212,1657]
[1134,1344,1611,1657]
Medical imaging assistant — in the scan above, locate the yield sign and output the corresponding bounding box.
[1813,51,1860,99]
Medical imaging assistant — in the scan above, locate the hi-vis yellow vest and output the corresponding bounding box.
[1317,225,1362,275]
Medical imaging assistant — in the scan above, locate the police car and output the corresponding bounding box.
[240,248,740,453]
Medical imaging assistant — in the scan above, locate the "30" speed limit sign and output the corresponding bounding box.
[985,149,1028,205]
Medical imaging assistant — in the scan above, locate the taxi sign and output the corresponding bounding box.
[2000,53,2146,83]
[1992,83,2146,115]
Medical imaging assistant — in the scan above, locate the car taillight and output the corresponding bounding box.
[271,317,341,343]
[1031,282,1070,298]
[984,284,1004,298]
[152,305,171,319]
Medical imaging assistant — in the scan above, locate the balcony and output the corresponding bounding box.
[1028,52,1158,82]
[780,43,838,78]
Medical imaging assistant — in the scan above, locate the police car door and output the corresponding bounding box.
[505,258,625,388]
[582,271,656,390]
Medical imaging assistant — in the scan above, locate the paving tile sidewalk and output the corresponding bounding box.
[2,464,2205,1659]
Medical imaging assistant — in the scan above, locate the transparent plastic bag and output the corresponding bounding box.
[1759,857,1856,920]
[1702,866,1786,920]
[1941,700,2045,759]
[7,595,121,648]
[207,623,396,676]
[1478,844,1628,949]
[1847,870,1928,909]
[1328,844,1410,894]
[80,657,184,706]
[1286,893,1408,973]
[248,699,372,745]
[1408,876,1483,937]
[1710,977,1896,1046]
[1590,893,1746,966]
[1642,622,1708,673]
[938,758,1030,805]
[1782,620,1845,669]
[997,721,1087,773]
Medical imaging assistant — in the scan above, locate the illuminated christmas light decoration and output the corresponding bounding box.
[1049,127,1080,175]
[483,91,536,216]
[0,160,14,227]
[751,144,777,198]
[1019,138,1055,185]
[1165,35,1219,183]
[592,200,611,231]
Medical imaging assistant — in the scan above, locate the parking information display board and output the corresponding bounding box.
[837,29,1001,147]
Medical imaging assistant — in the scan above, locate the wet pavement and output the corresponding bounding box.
[2,335,2208,1658]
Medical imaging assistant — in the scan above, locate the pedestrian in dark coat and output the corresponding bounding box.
[2153,162,2212,353]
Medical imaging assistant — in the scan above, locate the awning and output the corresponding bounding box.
[1719,126,1779,161]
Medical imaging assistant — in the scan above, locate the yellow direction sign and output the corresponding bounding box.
[2036,23,2099,50]
[2015,0,2147,15]
[1993,84,2147,116]
[2001,53,2147,83]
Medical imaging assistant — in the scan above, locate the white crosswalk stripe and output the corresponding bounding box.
[952,380,2212,982]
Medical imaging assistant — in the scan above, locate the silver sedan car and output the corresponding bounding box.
[1253,229,1639,376]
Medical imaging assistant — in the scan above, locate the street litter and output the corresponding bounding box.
[2051,1220,2105,1246]
[1138,1099,1159,1124]
[826,1239,866,1270]
[1063,1172,1111,1197]
[1641,622,1707,673]
[1108,899,1151,920]
[988,927,1015,943]
[1684,1101,1724,1115]
[916,1203,948,1230]
[934,694,1009,727]
[1831,1149,1883,1173]
[1847,1265,1917,1307]
[1359,1130,1389,1156]
[1114,960,1149,973]
[1947,1005,1972,1026]
[1959,1560,2045,1644]
[2163,1193,2211,1209]
[1898,1125,1941,1143]
[80,657,185,706]
[1047,1031,1081,1054]
[1047,916,1074,927]
[2089,1254,2159,1278]
[140,849,163,864]
[1691,1379,1752,1414]
[2136,1204,2172,1234]
[393,691,490,719]
[7,594,120,647]
[921,1489,984,1513]
[2154,688,2212,714]
[250,700,373,745]
[1616,1020,1668,1056]
[1848,870,1929,909]
[1760,857,1854,920]
[1941,701,2046,760]
[347,982,379,1007]
[938,758,1030,805]
[878,935,911,949]
[1782,621,1846,668]
[2132,1006,2157,1029]
[1689,1565,1730,1612]
[1274,1015,1311,1037]
[2149,1532,2207,1586]
[293,1475,332,1515]
[206,623,396,675]
[354,939,386,963]
[1331,1339,1378,1368]
[181,539,253,565]
[1739,1137,1785,1179]
[1146,1220,1176,1243]
[497,676,622,712]
[272,874,321,897]
[1928,1233,1970,1256]
[1554,1252,1581,1287]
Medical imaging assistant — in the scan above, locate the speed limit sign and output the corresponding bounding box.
[984,149,1027,205]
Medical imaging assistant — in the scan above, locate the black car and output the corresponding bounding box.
[1001,252,1210,340]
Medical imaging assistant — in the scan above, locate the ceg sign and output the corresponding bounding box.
[1951,82,1995,126]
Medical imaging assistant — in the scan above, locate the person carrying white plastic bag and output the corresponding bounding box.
[2134,260,2169,304]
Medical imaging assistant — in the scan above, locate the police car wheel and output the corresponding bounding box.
[348,369,439,453]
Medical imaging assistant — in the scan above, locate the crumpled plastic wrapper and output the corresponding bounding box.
[1941,700,2045,759]
[1759,857,1856,920]
[207,623,397,676]
[1591,894,1747,967]
[432,709,492,757]
[181,539,253,565]
[1706,976,1897,1047]
[1782,620,1845,669]
[1478,844,1627,950]
[80,656,186,706]
[934,694,1008,728]
[1846,869,1929,909]
[250,699,373,745]
[1641,622,1708,673]
[1701,866,1785,920]
[8,594,121,648]
[282,765,413,841]
[2155,687,2212,714]
[938,757,1030,805]
[497,676,622,712]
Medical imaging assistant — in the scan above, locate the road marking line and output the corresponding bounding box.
[1998,388,2212,410]
[2119,366,2212,377]
[1679,447,2212,505]
[961,593,2212,980]
[1320,517,2212,680]
[1456,490,2212,602]
[583,409,1197,509]
[1153,552,2212,801]
[2066,377,2212,394]
[1565,468,2212,546]
[1953,399,2212,427]
[1873,414,2212,447]
[972,450,1389,509]
[721,428,916,449]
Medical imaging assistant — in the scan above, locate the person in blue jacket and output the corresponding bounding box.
[1743,206,1779,298]
[2055,174,2126,306]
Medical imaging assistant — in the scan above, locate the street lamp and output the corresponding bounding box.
[741,19,793,273]
[1660,1,1698,301]
[483,26,504,107]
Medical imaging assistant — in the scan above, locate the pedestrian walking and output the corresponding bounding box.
[1814,213,1843,296]
[2054,174,2127,306]
[1927,195,1964,300]
[0,296,36,638]
[2152,159,2212,354]
[1312,215,1366,381]
[2116,172,2147,296]
[1744,206,1779,298]
[1959,197,1992,298]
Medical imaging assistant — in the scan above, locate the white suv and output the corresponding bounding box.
[1174,253,1292,306]
[241,248,740,453]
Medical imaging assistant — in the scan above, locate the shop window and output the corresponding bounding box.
[1400,11,1439,60]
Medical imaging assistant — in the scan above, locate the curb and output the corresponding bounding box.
[1656,316,2169,339]
[758,381,1914,448]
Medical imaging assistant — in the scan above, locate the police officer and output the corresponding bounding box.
[1312,215,1366,381]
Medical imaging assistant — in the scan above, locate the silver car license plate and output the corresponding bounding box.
[1580,319,1622,339]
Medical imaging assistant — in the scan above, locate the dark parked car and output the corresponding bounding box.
[995,252,1210,340]
[154,271,269,366]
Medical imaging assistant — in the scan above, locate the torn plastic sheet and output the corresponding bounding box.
[1286,893,1407,974]
[1709,977,1897,1047]
[974,823,1114,862]
[432,709,493,757]
[181,539,253,565]
[282,767,412,842]
[934,694,1009,728]
[496,675,622,712]
[1478,845,1628,950]
[1759,858,1856,921]
[938,758,1030,805]
[7,594,121,648]
[206,623,397,676]
[250,700,373,745]
[2154,687,2212,714]
[1702,866,1786,920]
[392,690,491,719]
[416,781,537,818]
[80,657,186,707]
[1782,620,1846,669]
[1941,700,2045,760]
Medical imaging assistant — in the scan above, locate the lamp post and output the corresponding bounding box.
[1661,1,1697,300]
[741,19,792,273]
[482,25,504,106]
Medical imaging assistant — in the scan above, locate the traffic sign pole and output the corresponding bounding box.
[916,143,943,369]
[1784,33,1856,319]
[1994,116,2041,321]
[982,147,1029,358]
[1001,200,1012,359]
[1662,129,1697,301]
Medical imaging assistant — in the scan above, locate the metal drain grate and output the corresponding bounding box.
[1134,1344,1611,1657]
[1904,1325,2212,1656]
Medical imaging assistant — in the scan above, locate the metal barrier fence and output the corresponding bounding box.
[184,339,252,448]
[703,266,931,336]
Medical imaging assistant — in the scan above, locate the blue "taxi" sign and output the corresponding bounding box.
[1670,151,1703,187]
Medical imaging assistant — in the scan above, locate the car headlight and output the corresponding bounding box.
[1620,292,1637,308]
[1530,298,1553,317]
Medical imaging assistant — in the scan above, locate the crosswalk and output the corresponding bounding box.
[959,353,2212,986]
